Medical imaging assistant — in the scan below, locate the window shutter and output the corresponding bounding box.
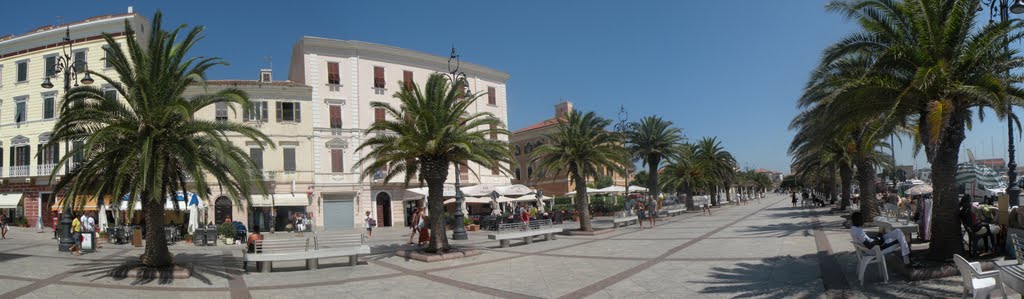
[327,62,340,85]
[261,102,269,121]
[37,145,42,165]
[375,108,385,123]
[491,167,499,176]
[284,148,296,171]
[243,105,250,120]
[0,148,3,167]
[403,71,413,91]
[53,144,59,164]
[460,161,469,180]
[275,102,283,123]
[374,67,385,88]
[250,148,263,170]
[488,87,496,105]
[331,149,344,173]
[294,102,301,123]
[330,106,342,128]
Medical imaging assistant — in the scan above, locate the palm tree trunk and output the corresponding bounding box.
[684,183,694,210]
[140,191,172,267]
[648,156,660,202]
[423,159,450,253]
[927,112,968,260]
[855,157,877,221]
[840,162,853,210]
[710,186,718,206]
[574,173,593,231]
[725,184,732,204]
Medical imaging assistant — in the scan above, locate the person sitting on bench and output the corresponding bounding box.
[849,212,912,265]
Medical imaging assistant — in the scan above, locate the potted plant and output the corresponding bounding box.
[183,232,193,244]
[218,222,236,245]
[16,218,27,227]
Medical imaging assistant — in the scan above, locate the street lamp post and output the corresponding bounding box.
[613,105,631,206]
[445,47,470,240]
[983,0,1024,206]
[41,26,94,251]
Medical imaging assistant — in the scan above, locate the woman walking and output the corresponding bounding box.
[635,200,646,229]
[408,208,420,245]
[0,212,8,239]
[417,210,429,246]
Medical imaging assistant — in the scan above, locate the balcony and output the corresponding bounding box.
[37,164,56,176]
[9,165,29,177]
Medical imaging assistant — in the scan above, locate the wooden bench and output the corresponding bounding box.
[613,210,639,228]
[311,234,371,269]
[488,219,561,248]
[243,238,314,273]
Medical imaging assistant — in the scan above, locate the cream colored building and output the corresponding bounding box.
[288,37,512,230]
[0,11,148,229]
[184,72,314,231]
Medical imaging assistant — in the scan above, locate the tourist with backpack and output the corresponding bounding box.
[365,211,376,238]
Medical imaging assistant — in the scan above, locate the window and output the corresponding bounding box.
[403,71,413,91]
[491,166,499,176]
[104,88,118,101]
[331,149,344,173]
[15,99,26,123]
[11,145,30,167]
[459,161,469,180]
[489,124,497,140]
[45,56,57,77]
[327,62,340,85]
[488,87,496,105]
[283,148,296,171]
[38,144,59,165]
[249,148,263,170]
[276,101,301,122]
[72,141,84,163]
[43,95,55,120]
[16,61,27,82]
[261,73,271,82]
[374,108,385,124]
[515,145,521,156]
[244,101,269,122]
[215,102,228,122]
[373,66,385,88]
[103,46,113,68]
[527,166,533,179]
[73,51,86,73]
[329,105,342,128]
[515,168,521,180]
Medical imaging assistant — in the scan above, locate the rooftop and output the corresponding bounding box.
[512,118,561,134]
[203,80,309,88]
[0,12,138,43]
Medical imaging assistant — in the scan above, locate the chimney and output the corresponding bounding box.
[554,100,573,118]
[259,69,272,83]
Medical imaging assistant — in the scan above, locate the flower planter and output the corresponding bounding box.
[467,224,480,231]
[224,237,234,245]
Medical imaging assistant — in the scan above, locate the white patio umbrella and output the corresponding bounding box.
[97,199,109,231]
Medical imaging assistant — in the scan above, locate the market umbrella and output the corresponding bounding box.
[956,162,1002,190]
[97,197,109,232]
[905,184,933,196]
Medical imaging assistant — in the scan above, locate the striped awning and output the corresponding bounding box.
[956,162,1003,190]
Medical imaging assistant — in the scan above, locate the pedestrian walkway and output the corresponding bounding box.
[0,194,944,298]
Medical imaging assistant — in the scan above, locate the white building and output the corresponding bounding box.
[288,37,512,230]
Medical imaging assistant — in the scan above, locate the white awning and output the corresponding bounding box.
[0,193,23,209]
[250,194,309,207]
[443,197,494,205]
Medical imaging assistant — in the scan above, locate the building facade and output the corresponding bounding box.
[510,101,625,196]
[288,37,512,230]
[184,72,314,231]
[0,11,148,229]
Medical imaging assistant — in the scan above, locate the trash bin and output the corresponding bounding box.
[132,226,143,247]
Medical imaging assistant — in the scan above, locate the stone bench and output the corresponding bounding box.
[662,204,685,217]
[613,210,639,228]
[310,234,371,269]
[243,233,369,273]
[488,219,561,248]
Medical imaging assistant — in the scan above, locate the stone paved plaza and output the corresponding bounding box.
[0,194,981,298]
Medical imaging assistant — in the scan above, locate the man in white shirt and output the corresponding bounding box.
[849,212,911,265]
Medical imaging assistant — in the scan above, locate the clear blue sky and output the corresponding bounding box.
[6,1,1016,174]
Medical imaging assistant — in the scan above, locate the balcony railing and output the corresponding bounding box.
[9,165,29,177]
[37,164,56,176]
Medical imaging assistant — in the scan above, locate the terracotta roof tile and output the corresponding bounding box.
[513,118,561,134]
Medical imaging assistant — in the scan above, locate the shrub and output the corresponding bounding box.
[463,216,473,226]
[218,222,235,238]
[554,196,573,205]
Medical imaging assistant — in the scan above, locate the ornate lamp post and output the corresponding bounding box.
[613,105,631,205]
[445,47,470,240]
[41,26,94,251]
[982,0,1024,206]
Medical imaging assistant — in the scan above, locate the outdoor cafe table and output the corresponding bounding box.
[997,260,1024,297]
[874,217,918,244]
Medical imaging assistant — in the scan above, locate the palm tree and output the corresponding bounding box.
[693,137,736,206]
[626,116,684,203]
[661,144,704,209]
[46,12,271,267]
[355,73,513,253]
[814,0,1024,258]
[531,110,629,232]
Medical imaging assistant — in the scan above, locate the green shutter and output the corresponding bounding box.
[295,102,301,123]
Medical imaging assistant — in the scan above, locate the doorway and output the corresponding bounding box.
[375,192,392,227]
[214,196,233,225]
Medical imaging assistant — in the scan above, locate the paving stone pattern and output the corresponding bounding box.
[0,194,977,298]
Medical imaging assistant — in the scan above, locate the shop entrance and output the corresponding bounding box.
[375,192,392,227]
[214,196,233,225]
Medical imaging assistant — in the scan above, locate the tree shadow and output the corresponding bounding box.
[691,254,823,299]
[69,252,231,286]
[736,222,814,238]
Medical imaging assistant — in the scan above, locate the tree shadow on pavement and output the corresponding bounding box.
[691,254,823,299]
[70,252,230,286]
[736,222,814,238]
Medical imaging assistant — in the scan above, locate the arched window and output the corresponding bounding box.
[527,166,533,179]
[515,145,521,156]
[525,143,534,154]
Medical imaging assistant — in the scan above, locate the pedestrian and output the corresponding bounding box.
[244,225,264,272]
[791,192,798,207]
[0,212,7,240]
[365,211,376,238]
[646,196,656,228]
[418,211,429,246]
[69,213,82,256]
[295,213,306,237]
[408,208,420,245]
[519,203,529,223]
[636,200,646,229]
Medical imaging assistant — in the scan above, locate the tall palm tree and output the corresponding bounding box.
[661,144,705,209]
[626,116,684,203]
[814,0,1024,258]
[531,110,629,232]
[693,137,736,206]
[46,12,271,267]
[355,73,513,253]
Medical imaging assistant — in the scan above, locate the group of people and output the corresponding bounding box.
[407,207,429,246]
[68,212,99,256]
[633,196,657,228]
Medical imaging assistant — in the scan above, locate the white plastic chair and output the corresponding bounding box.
[953,254,1000,299]
[850,241,892,285]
